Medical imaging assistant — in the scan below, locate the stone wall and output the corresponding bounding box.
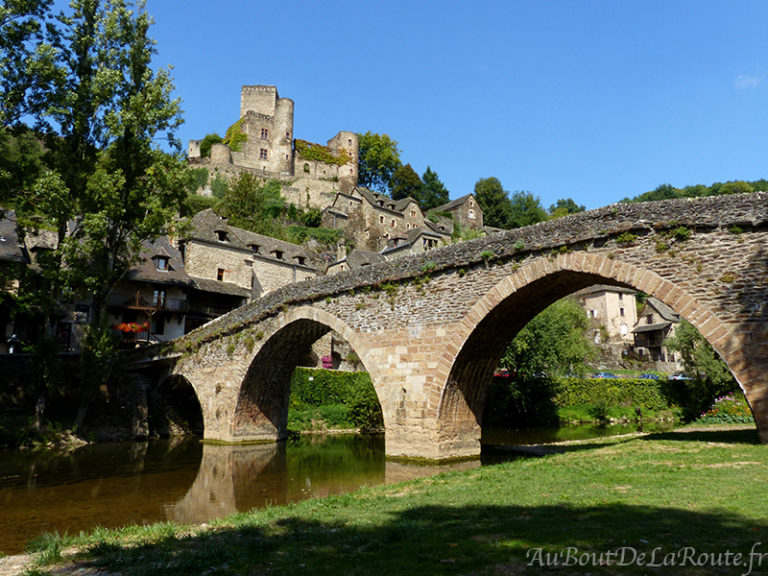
[143,192,768,459]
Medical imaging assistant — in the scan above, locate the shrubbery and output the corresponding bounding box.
[289,368,383,431]
[695,393,754,424]
[484,376,688,427]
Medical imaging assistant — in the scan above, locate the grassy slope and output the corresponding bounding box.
[26,426,768,576]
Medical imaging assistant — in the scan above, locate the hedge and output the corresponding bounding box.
[289,368,383,430]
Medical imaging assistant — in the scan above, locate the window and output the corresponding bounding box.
[217,268,225,281]
[259,148,268,160]
[273,250,283,260]
[620,324,628,336]
[296,256,306,266]
[215,230,228,242]
[646,314,653,324]
[620,308,625,317]
[379,215,384,224]
[285,131,290,139]
[468,209,476,220]
[153,290,166,307]
[618,292,624,301]
[260,127,269,139]
[249,244,260,253]
[154,256,169,271]
[303,163,310,173]
[411,209,416,217]
[391,219,396,228]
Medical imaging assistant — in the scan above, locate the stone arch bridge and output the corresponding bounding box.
[132,192,768,460]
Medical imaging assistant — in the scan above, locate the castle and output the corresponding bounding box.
[188,85,359,210]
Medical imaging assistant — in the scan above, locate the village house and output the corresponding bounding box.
[632,297,683,372]
[431,194,484,232]
[323,187,456,253]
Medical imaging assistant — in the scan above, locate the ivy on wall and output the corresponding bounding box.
[224,118,248,152]
[294,139,351,166]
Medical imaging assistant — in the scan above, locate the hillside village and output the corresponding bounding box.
[0,84,683,372]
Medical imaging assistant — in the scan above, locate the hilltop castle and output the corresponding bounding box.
[188,85,359,210]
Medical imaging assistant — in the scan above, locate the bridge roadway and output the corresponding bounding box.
[130,192,768,460]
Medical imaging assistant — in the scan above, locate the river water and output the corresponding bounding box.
[0,423,674,555]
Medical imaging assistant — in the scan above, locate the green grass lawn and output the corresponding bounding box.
[23,426,768,576]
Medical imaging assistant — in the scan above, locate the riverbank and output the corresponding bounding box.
[5,424,765,576]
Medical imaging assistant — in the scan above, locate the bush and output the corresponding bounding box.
[484,376,687,427]
[289,368,382,430]
[695,393,754,424]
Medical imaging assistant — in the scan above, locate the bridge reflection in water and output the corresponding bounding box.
[0,435,478,555]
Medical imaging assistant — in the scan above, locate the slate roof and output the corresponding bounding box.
[645,297,680,322]
[633,321,674,334]
[124,236,194,287]
[188,209,316,269]
[356,188,417,216]
[432,194,474,213]
[578,284,637,297]
[0,210,27,264]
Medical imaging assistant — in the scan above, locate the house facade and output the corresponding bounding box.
[632,297,683,372]
[431,194,484,232]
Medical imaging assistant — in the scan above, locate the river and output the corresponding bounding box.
[0,422,674,555]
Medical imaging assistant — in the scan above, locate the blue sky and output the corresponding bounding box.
[138,0,767,210]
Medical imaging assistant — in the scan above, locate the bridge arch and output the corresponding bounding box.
[230,306,383,441]
[149,373,205,437]
[434,252,760,449]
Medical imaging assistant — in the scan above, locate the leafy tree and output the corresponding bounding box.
[664,319,737,416]
[199,132,222,158]
[508,190,548,229]
[419,165,450,210]
[390,163,422,201]
[220,173,286,239]
[357,131,401,193]
[501,297,596,378]
[474,176,512,229]
[7,0,188,427]
[548,197,585,219]
[0,0,53,126]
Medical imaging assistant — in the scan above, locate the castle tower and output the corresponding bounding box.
[235,85,294,175]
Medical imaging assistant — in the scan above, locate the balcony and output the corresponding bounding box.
[108,293,187,312]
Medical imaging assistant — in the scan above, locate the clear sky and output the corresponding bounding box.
[137,0,767,210]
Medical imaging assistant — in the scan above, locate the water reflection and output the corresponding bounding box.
[0,434,477,555]
[0,424,666,555]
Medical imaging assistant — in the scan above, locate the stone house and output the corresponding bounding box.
[107,236,193,345]
[0,210,29,352]
[188,85,358,211]
[381,227,445,259]
[323,187,440,252]
[632,297,683,372]
[575,285,638,345]
[431,194,484,232]
[325,248,387,275]
[182,209,318,300]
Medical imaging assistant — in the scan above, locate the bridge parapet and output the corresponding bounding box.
[169,191,768,349]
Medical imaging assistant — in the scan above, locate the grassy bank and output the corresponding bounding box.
[18,425,768,576]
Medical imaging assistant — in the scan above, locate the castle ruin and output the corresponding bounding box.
[188,85,358,210]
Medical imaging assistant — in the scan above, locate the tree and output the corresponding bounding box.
[548,197,585,219]
[199,133,222,158]
[501,297,596,378]
[10,0,188,428]
[0,0,53,126]
[357,131,401,193]
[474,177,512,229]
[419,166,449,210]
[220,173,286,239]
[507,190,548,229]
[390,163,422,201]
[664,319,737,416]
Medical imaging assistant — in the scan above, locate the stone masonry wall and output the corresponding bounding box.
[148,192,768,459]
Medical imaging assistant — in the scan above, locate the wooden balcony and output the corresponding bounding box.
[108,292,187,312]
